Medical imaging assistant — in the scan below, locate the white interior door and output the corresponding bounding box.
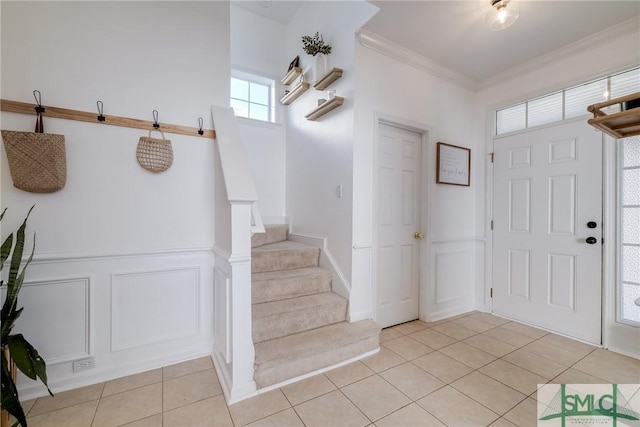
[493,120,603,344]
[376,123,422,328]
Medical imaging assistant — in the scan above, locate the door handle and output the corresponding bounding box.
[585,237,597,245]
[414,232,424,240]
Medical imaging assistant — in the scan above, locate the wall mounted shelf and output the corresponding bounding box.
[0,99,215,138]
[313,68,343,91]
[587,91,640,139]
[280,81,310,105]
[305,96,344,121]
[281,67,303,86]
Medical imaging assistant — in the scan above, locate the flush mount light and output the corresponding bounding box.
[486,0,519,31]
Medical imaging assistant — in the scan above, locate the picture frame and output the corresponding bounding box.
[436,142,471,186]
[287,55,300,72]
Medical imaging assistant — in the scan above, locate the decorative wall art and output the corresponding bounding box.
[436,142,470,186]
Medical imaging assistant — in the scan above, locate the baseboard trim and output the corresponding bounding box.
[17,343,214,401]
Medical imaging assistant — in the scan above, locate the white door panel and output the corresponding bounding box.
[376,123,421,328]
[493,121,602,344]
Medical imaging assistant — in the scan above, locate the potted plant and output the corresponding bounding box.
[302,32,332,80]
[1,206,53,427]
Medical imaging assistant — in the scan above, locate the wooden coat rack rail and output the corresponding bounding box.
[0,99,216,139]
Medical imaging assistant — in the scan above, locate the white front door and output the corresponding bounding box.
[376,123,422,328]
[493,120,603,344]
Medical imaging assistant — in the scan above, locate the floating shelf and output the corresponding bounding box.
[280,81,310,105]
[305,96,344,121]
[313,68,343,91]
[587,91,640,139]
[281,67,302,85]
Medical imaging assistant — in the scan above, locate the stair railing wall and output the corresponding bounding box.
[210,105,261,403]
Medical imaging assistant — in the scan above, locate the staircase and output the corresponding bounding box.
[251,225,381,388]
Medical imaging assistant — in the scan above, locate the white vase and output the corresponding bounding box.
[314,53,327,82]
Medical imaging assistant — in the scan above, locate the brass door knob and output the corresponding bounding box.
[414,232,424,240]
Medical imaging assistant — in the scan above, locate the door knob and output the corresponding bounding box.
[586,237,597,245]
[414,232,424,240]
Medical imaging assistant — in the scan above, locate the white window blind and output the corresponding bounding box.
[496,103,526,135]
[527,92,563,128]
[496,67,639,135]
[565,79,608,119]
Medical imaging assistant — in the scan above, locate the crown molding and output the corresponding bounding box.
[478,18,640,90]
[355,29,478,91]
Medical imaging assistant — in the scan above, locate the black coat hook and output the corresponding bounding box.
[33,90,44,133]
[97,101,106,122]
[33,90,45,113]
[153,110,160,128]
[198,117,204,135]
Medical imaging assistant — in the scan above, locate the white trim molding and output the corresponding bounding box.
[355,29,477,91]
[478,18,640,89]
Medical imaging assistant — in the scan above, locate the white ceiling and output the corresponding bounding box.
[233,1,640,84]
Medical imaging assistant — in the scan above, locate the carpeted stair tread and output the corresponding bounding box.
[252,224,288,248]
[252,241,320,273]
[253,292,347,343]
[254,320,381,388]
[252,267,332,304]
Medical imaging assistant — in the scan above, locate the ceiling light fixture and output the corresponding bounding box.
[486,0,519,31]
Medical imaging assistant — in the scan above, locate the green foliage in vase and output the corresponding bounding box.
[1,206,53,427]
[301,32,332,56]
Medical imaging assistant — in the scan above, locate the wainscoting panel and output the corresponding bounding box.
[427,240,477,321]
[214,267,231,363]
[14,277,91,364]
[111,267,201,351]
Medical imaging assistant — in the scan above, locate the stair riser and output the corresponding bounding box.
[255,335,379,388]
[253,300,347,343]
[252,248,319,273]
[252,273,332,305]
[252,225,288,248]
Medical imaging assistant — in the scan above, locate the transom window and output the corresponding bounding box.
[496,67,640,135]
[230,70,275,123]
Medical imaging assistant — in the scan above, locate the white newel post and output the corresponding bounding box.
[210,105,261,404]
[227,201,256,401]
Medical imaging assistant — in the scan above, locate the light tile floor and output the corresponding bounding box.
[19,312,640,426]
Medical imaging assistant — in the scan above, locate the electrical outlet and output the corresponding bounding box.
[336,184,343,198]
[72,357,95,372]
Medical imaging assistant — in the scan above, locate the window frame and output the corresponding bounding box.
[230,68,277,124]
[617,136,640,327]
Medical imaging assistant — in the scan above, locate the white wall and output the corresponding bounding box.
[284,1,378,284]
[351,42,481,322]
[231,5,288,222]
[1,1,229,399]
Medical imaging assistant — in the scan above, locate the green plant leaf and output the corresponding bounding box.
[7,334,52,396]
[2,206,34,324]
[1,233,13,272]
[1,349,27,427]
[7,335,36,380]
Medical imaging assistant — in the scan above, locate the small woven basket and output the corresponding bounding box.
[136,130,173,173]
[1,130,67,193]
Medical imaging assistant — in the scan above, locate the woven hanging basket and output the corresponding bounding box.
[136,130,173,173]
[1,130,67,193]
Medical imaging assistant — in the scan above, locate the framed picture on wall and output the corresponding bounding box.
[436,142,471,186]
[288,55,300,72]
